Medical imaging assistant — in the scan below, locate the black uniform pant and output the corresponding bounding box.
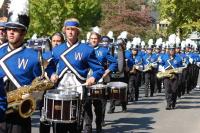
[101,98,107,124]
[144,71,155,97]
[164,75,178,107]
[0,113,31,133]
[128,72,139,101]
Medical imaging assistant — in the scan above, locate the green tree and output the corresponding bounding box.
[28,0,101,38]
[100,0,153,40]
[158,0,200,37]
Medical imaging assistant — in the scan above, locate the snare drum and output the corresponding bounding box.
[42,89,80,123]
[107,82,127,101]
[89,84,107,99]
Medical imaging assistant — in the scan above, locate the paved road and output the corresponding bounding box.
[32,84,200,133]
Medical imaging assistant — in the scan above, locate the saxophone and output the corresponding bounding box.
[143,64,152,72]
[156,67,185,79]
[6,50,54,118]
[6,77,54,118]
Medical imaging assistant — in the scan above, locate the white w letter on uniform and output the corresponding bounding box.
[97,51,102,56]
[75,52,83,60]
[18,58,28,69]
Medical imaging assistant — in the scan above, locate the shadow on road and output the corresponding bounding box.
[104,117,155,133]
[128,108,159,114]
[176,105,200,109]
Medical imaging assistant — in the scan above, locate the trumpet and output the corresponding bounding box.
[6,77,54,118]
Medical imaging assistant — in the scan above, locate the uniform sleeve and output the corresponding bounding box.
[0,78,7,122]
[32,52,42,78]
[125,51,134,69]
[45,55,58,78]
[87,50,105,81]
[106,52,118,72]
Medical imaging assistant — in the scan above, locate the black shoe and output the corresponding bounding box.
[107,110,114,114]
[172,103,176,109]
[101,121,106,127]
[122,109,127,113]
[165,104,171,110]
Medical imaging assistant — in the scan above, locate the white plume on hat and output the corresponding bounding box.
[191,41,197,50]
[165,41,169,48]
[148,39,153,46]
[175,36,181,45]
[8,0,29,21]
[155,38,162,48]
[181,40,186,49]
[118,31,128,39]
[86,32,91,41]
[136,37,141,45]
[132,37,137,46]
[107,31,114,39]
[92,26,101,35]
[31,33,37,40]
[141,41,145,48]
[168,34,176,45]
[0,0,4,8]
[185,38,192,47]
[126,41,132,50]
[162,42,166,49]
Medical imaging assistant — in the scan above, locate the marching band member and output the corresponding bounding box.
[126,44,143,102]
[42,32,65,62]
[89,28,117,132]
[0,78,7,133]
[0,17,7,45]
[154,38,164,93]
[160,43,182,110]
[108,35,128,113]
[0,0,42,132]
[45,18,104,133]
[142,39,158,97]
[39,32,65,133]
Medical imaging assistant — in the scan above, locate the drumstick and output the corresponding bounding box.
[59,83,88,90]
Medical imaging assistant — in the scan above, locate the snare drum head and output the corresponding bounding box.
[107,82,127,89]
[89,84,107,89]
[45,89,80,100]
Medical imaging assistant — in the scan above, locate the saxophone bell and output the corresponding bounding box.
[6,95,36,118]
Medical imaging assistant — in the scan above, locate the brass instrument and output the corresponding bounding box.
[7,77,54,118]
[156,67,185,79]
[143,64,152,72]
[130,65,142,74]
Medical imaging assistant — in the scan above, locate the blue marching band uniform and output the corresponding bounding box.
[0,2,200,132]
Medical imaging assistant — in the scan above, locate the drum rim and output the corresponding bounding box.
[45,89,80,100]
[88,84,107,89]
[107,82,127,88]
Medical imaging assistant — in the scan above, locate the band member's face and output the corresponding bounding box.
[175,48,180,53]
[147,49,152,54]
[185,47,189,52]
[51,35,62,48]
[89,34,100,47]
[65,27,79,43]
[169,49,175,56]
[7,28,25,47]
[132,49,137,55]
[0,28,6,41]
